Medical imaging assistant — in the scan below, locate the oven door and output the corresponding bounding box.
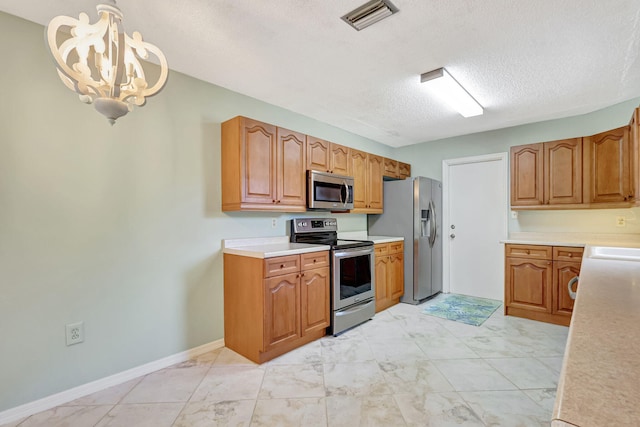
[333,245,375,310]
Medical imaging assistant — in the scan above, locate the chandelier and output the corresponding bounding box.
[46,0,168,124]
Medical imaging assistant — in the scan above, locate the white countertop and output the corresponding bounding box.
[338,231,404,244]
[501,232,640,247]
[222,236,330,259]
[552,245,640,427]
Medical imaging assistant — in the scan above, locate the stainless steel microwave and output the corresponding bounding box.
[307,170,354,210]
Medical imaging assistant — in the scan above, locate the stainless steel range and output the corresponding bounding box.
[291,218,375,335]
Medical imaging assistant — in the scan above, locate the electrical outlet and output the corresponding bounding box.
[616,216,626,227]
[271,218,277,228]
[66,321,84,346]
[511,211,518,219]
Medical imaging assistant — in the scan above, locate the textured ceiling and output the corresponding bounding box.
[2,0,640,147]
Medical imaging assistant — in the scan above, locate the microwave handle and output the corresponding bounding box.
[342,180,350,205]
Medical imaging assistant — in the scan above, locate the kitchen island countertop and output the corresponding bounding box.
[552,245,640,427]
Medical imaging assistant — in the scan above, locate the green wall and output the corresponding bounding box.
[0,12,390,412]
[2,8,640,413]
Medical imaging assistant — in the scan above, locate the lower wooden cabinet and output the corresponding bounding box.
[374,241,404,312]
[224,251,330,363]
[505,244,582,326]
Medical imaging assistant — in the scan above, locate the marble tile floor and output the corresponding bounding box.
[3,302,569,427]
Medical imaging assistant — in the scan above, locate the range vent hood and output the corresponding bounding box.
[341,0,399,31]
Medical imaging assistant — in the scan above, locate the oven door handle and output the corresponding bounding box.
[335,299,375,316]
[333,247,374,258]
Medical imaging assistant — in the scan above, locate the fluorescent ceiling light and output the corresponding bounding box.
[420,68,483,117]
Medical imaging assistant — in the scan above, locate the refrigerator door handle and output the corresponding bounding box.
[429,199,437,248]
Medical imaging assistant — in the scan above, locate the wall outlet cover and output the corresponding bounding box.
[66,321,84,346]
[616,216,626,227]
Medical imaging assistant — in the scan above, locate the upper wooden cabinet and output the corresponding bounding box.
[350,149,368,210]
[222,115,411,213]
[306,137,351,176]
[511,138,582,208]
[398,162,411,179]
[584,126,632,204]
[350,150,383,213]
[511,143,544,206]
[510,117,640,209]
[630,108,639,204]
[383,158,398,178]
[545,138,583,205]
[383,158,411,180]
[222,117,306,211]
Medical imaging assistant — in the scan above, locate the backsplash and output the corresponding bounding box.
[510,206,640,235]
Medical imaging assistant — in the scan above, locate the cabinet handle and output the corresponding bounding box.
[301,273,305,277]
[568,276,579,300]
[313,259,317,263]
[272,199,276,203]
[568,253,573,258]
[525,249,530,254]
[280,264,284,269]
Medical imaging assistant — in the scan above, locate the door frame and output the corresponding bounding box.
[442,152,509,295]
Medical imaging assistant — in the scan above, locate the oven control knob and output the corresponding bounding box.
[302,222,307,227]
[298,221,304,227]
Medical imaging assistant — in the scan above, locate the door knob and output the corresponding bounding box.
[450,234,456,239]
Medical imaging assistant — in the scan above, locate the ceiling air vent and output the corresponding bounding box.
[341,0,399,31]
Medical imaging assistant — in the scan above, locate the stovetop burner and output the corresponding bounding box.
[290,218,372,249]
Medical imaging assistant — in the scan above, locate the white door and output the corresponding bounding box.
[443,153,508,301]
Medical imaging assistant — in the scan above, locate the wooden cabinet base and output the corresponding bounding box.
[224,252,329,364]
[248,328,325,364]
[504,244,581,327]
[504,306,570,327]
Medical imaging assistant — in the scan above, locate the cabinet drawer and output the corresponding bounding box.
[264,255,300,278]
[301,251,329,270]
[389,241,404,254]
[553,246,584,262]
[505,244,552,260]
[374,244,389,257]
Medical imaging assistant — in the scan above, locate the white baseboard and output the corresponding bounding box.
[0,339,224,425]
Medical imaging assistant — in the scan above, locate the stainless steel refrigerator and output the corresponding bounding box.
[368,177,442,303]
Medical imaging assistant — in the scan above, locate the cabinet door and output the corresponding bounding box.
[398,162,411,179]
[511,143,544,206]
[505,257,552,313]
[374,256,389,312]
[383,158,399,179]
[630,108,639,203]
[553,261,580,316]
[544,138,582,204]
[367,154,384,211]
[350,149,368,209]
[330,144,351,176]
[242,119,277,205]
[389,253,404,299]
[301,267,330,336]
[264,273,301,352]
[277,128,306,207]
[586,126,631,203]
[306,136,330,172]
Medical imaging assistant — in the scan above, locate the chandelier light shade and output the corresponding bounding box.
[420,68,483,118]
[46,0,168,124]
